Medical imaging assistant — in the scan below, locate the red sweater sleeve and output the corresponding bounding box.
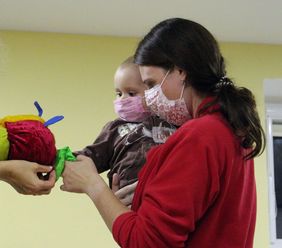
[112,119,226,247]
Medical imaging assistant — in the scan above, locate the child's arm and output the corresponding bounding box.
[73,121,118,174]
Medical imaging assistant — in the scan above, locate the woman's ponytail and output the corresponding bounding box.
[214,77,265,159]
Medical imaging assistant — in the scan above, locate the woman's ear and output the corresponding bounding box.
[175,67,187,81]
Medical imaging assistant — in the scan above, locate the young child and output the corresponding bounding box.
[74,57,177,189]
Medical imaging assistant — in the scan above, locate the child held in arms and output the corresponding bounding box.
[74,56,177,190]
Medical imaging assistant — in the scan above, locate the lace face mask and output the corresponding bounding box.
[144,70,192,126]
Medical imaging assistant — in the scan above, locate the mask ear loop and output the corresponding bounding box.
[160,70,170,87]
[179,82,185,100]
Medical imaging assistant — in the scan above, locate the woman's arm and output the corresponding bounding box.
[60,155,131,231]
[60,125,222,247]
[0,160,56,195]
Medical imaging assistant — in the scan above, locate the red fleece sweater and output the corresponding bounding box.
[112,110,256,248]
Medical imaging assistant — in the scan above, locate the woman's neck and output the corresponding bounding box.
[185,86,206,118]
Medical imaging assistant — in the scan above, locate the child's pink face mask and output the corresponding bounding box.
[114,95,151,122]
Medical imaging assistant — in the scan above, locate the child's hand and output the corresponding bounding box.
[112,173,137,208]
[111,173,120,193]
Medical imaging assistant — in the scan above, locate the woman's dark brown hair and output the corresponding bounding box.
[134,18,265,159]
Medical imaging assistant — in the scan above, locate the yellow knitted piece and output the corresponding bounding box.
[0,115,44,126]
[0,126,9,160]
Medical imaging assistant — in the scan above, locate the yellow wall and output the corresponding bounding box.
[0,31,281,248]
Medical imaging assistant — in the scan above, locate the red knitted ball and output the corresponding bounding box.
[6,120,56,165]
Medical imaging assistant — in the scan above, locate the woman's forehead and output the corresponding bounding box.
[139,66,166,80]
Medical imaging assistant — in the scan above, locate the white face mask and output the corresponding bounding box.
[144,70,192,126]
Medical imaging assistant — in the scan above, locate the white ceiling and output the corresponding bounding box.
[0,0,282,44]
[0,0,281,103]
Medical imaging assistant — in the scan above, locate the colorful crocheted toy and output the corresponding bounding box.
[0,101,64,178]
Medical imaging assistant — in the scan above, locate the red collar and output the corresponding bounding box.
[196,96,220,117]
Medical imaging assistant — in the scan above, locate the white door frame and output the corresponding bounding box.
[266,104,282,247]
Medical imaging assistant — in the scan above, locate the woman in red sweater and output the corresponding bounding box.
[60,18,265,247]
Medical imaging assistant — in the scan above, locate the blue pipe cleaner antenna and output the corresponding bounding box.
[44,115,64,127]
[34,101,43,117]
[34,100,64,126]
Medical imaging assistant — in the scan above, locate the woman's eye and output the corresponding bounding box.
[145,81,155,89]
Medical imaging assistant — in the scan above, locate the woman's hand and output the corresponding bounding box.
[60,156,131,231]
[112,173,137,208]
[0,160,56,195]
[60,155,100,194]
